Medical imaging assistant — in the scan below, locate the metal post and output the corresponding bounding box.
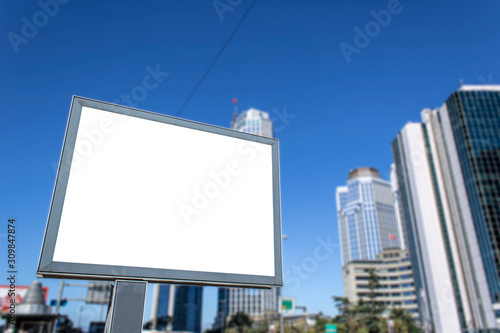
[296,306,307,333]
[53,279,65,333]
[105,280,147,333]
[78,305,83,329]
[54,279,65,315]
[280,313,284,333]
[100,304,105,322]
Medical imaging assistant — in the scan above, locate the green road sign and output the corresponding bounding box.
[326,324,337,333]
[282,299,293,310]
[280,297,295,313]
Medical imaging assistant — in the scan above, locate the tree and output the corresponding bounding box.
[143,315,173,330]
[389,308,420,333]
[357,269,385,333]
[332,296,359,333]
[228,311,253,333]
[332,269,388,333]
[315,317,328,333]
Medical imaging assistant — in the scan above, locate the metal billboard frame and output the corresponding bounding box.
[37,96,282,288]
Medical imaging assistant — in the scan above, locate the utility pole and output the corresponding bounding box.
[53,279,65,333]
[296,306,307,333]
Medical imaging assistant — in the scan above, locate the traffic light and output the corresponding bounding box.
[50,299,67,306]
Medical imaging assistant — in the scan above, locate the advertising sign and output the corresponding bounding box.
[37,97,282,288]
[0,285,49,314]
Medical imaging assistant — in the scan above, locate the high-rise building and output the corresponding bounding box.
[336,167,403,265]
[213,107,280,330]
[231,108,274,138]
[150,285,203,333]
[343,249,419,318]
[391,85,500,332]
[390,164,408,250]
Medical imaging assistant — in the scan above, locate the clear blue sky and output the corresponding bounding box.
[2,0,500,330]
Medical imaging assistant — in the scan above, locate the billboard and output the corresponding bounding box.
[0,285,49,314]
[37,96,282,288]
[86,282,112,304]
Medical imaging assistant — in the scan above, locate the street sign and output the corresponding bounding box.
[280,297,295,314]
[86,282,112,304]
[325,324,337,333]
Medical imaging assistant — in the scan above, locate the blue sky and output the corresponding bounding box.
[2,0,500,330]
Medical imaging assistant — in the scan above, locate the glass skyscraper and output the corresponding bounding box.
[444,86,500,306]
[212,107,279,330]
[391,85,500,332]
[151,285,203,333]
[231,108,274,138]
[336,167,403,265]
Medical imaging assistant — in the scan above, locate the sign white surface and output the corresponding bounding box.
[38,97,282,287]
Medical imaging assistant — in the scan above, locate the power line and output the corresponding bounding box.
[175,0,258,117]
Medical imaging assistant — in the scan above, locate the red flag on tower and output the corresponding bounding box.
[389,233,396,240]
[231,98,237,104]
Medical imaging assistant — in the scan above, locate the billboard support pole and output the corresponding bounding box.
[104,280,147,333]
[280,313,284,333]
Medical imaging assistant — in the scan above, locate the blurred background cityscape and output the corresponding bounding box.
[2,1,500,332]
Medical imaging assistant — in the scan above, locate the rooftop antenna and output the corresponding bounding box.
[459,78,464,87]
[231,98,238,126]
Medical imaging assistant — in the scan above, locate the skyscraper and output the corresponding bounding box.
[213,107,280,330]
[336,167,403,265]
[391,85,500,332]
[231,108,274,138]
[150,285,203,333]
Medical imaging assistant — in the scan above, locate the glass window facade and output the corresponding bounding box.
[336,168,403,264]
[446,90,500,304]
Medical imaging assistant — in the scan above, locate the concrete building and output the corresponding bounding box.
[343,248,419,318]
[391,85,500,332]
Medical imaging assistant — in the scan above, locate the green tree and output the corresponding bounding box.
[314,317,328,333]
[357,269,385,333]
[228,311,253,333]
[389,308,420,333]
[332,269,387,333]
[332,296,360,333]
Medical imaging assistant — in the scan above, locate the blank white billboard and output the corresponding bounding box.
[37,97,282,288]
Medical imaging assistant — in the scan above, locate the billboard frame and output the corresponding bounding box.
[37,96,282,288]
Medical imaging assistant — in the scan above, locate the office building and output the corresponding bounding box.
[343,248,419,318]
[231,108,274,138]
[213,107,280,330]
[391,85,500,332]
[150,285,203,333]
[336,167,403,265]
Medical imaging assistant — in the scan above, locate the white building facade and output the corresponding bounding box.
[391,87,499,332]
